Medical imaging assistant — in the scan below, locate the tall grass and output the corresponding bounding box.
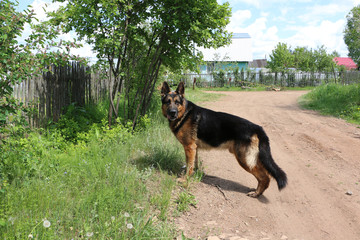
[300,83,360,125]
[1,119,183,239]
[185,88,223,102]
[0,87,222,239]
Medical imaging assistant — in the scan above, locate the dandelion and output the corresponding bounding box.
[8,216,15,225]
[28,234,33,239]
[126,223,133,229]
[86,232,94,237]
[124,212,130,218]
[43,219,51,228]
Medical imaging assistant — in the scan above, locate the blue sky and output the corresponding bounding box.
[16,0,360,60]
[220,0,360,59]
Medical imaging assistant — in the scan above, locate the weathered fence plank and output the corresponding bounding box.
[12,62,109,128]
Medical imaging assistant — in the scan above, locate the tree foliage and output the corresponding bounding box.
[344,5,360,66]
[267,42,337,73]
[0,0,83,129]
[267,43,294,72]
[293,46,314,72]
[48,0,231,128]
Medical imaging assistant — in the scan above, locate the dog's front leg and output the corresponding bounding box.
[184,143,197,176]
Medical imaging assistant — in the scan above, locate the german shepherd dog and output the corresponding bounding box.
[161,81,287,197]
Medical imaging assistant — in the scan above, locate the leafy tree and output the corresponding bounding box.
[0,0,82,129]
[267,42,294,72]
[331,50,340,58]
[313,45,336,72]
[344,5,360,66]
[269,43,336,73]
[293,46,314,72]
[49,0,231,128]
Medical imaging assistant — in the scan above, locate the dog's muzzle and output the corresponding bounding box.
[167,109,178,121]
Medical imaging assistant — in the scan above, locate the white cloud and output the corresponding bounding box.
[284,19,347,56]
[227,16,280,59]
[238,0,260,8]
[31,0,64,21]
[228,10,252,29]
[299,4,349,24]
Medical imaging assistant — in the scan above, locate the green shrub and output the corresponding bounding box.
[54,103,105,142]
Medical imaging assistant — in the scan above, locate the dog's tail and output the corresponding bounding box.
[257,128,287,190]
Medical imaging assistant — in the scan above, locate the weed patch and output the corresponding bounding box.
[300,83,360,125]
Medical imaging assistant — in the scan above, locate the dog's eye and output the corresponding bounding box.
[175,100,181,105]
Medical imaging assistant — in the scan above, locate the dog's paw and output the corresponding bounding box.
[247,191,260,198]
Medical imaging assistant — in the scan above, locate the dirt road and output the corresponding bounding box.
[174,91,360,240]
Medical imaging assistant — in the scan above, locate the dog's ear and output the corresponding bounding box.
[161,82,171,97]
[176,82,185,97]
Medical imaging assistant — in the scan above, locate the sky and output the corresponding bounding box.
[16,0,360,60]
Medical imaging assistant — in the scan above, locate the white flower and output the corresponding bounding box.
[8,216,15,225]
[43,220,51,228]
[126,223,133,229]
[28,234,33,238]
[86,232,94,237]
[124,212,130,218]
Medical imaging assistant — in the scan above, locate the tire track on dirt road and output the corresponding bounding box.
[174,91,360,240]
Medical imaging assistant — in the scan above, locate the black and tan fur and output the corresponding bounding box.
[161,82,287,197]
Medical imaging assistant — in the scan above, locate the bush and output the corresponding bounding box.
[54,103,105,142]
[213,70,226,87]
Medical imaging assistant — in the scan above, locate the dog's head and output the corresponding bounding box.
[161,82,186,121]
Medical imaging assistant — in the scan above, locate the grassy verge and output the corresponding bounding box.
[0,87,221,239]
[300,83,360,125]
[185,88,224,102]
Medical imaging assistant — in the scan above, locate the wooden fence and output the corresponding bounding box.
[12,62,108,127]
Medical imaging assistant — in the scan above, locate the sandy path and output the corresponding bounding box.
[174,91,360,240]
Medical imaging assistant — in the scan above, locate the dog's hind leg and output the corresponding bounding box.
[233,137,271,197]
[246,164,270,197]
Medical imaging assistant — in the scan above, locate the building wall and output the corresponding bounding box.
[196,33,252,75]
[198,35,253,62]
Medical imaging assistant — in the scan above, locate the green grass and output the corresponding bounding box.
[0,87,221,239]
[185,88,224,102]
[175,191,197,213]
[1,120,181,239]
[300,83,360,125]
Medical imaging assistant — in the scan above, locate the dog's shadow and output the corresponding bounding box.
[201,174,269,203]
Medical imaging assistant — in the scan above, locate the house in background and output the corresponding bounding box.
[197,33,253,74]
[333,57,358,70]
[248,59,268,72]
